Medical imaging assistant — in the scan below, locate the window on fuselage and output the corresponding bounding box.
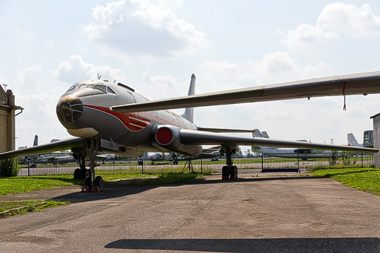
[67,83,79,92]
[94,84,106,93]
[107,87,116,94]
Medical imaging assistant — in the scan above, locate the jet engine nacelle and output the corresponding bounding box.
[154,125,202,156]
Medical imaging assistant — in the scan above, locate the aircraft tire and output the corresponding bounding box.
[73,168,81,179]
[222,166,229,180]
[229,166,236,180]
[94,176,104,191]
[84,176,92,192]
[234,166,238,179]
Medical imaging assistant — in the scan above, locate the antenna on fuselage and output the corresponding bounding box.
[97,73,101,80]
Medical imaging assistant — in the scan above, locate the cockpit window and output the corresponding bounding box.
[67,83,79,92]
[94,85,106,93]
[87,84,94,89]
[79,84,86,89]
[107,87,116,94]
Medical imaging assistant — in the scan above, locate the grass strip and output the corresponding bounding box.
[310,167,380,195]
[0,200,69,218]
[0,168,216,196]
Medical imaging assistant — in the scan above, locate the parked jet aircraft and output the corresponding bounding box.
[146,152,175,164]
[348,133,362,147]
[251,129,332,159]
[17,135,40,165]
[363,130,374,148]
[348,131,374,148]
[1,72,380,191]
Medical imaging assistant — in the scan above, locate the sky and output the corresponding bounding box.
[1,0,380,151]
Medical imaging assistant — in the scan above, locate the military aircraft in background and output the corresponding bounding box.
[1,72,380,191]
[348,131,374,148]
[17,135,40,166]
[251,129,333,159]
[146,152,176,164]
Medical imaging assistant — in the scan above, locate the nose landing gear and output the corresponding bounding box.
[73,138,104,192]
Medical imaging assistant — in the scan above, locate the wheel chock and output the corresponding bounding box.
[91,185,101,192]
[81,185,90,192]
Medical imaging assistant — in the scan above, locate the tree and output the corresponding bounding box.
[0,158,20,177]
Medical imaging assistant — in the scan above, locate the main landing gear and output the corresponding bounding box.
[220,145,238,180]
[73,138,104,192]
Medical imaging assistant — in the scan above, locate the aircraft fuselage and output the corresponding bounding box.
[56,80,198,157]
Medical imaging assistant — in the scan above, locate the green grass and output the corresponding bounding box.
[0,175,83,196]
[310,167,380,195]
[0,167,215,217]
[0,168,216,196]
[0,200,69,217]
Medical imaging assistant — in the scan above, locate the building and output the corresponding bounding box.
[0,85,23,153]
[370,113,380,168]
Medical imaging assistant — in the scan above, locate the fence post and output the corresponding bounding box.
[261,153,264,171]
[297,153,300,173]
[361,153,363,168]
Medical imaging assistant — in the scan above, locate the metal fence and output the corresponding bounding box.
[17,153,375,176]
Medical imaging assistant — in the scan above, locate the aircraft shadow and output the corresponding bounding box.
[50,184,159,204]
[104,238,380,252]
[50,175,325,203]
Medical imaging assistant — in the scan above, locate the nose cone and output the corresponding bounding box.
[56,95,83,124]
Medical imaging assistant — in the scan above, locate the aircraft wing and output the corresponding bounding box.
[0,138,84,160]
[197,127,255,133]
[177,128,378,153]
[111,71,380,113]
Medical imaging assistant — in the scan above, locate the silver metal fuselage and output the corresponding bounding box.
[56,80,197,157]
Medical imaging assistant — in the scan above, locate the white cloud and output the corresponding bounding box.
[282,3,380,47]
[140,71,184,99]
[82,0,209,59]
[252,51,333,84]
[194,52,333,95]
[14,65,43,94]
[53,55,126,83]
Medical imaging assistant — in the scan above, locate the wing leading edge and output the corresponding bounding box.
[0,138,84,160]
[111,71,380,113]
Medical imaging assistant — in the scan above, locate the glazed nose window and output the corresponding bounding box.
[57,96,83,123]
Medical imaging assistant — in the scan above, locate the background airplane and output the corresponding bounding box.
[1,72,380,191]
[251,129,332,159]
[348,131,374,148]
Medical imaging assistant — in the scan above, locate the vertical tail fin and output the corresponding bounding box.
[347,133,361,147]
[181,74,196,123]
[33,135,38,146]
[252,129,262,138]
[261,131,270,138]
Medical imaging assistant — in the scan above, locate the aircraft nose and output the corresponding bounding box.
[56,95,83,123]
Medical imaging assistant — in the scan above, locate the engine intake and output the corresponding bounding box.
[154,125,202,156]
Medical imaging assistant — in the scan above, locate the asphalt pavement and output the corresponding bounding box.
[1,170,380,252]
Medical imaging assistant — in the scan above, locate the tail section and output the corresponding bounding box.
[33,135,38,146]
[261,131,270,138]
[347,133,361,147]
[252,129,262,138]
[181,74,196,123]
